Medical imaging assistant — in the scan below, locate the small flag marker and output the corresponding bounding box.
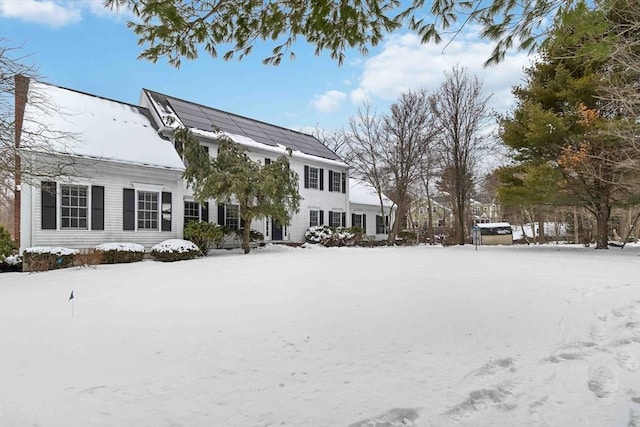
[69,290,74,317]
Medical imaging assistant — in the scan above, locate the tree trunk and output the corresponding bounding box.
[242,218,252,254]
[573,207,579,244]
[594,201,610,249]
[537,209,545,244]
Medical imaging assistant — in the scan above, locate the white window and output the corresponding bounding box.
[330,171,341,192]
[225,204,240,229]
[308,167,319,189]
[138,191,159,230]
[353,214,363,228]
[60,185,88,229]
[329,211,342,227]
[184,201,200,224]
[309,209,320,227]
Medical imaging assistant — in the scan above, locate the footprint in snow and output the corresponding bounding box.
[587,364,617,399]
[348,408,420,427]
[465,357,517,378]
[443,380,518,420]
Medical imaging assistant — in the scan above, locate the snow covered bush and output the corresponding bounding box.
[96,243,145,264]
[22,247,79,272]
[304,226,354,247]
[151,239,200,262]
[184,221,225,255]
[305,225,334,244]
[0,226,20,272]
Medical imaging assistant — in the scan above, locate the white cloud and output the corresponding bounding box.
[311,90,347,113]
[349,32,533,114]
[0,0,133,27]
[0,0,81,27]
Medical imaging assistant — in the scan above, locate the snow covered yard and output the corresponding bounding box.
[1,244,639,427]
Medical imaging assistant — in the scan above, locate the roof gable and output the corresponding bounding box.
[349,179,394,207]
[144,89,342,162]
[22,82,185,171]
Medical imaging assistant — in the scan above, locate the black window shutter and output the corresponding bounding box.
[341,212,346,227]
[319,210,324,226]
[91,185,104,230]
[328,211,334,227]
[328,171,334,192]
[351,213,356,227]
[265,158,271,165]
[201,201,209,222]
[161,192,172,231]
[363,214,367,233]
[217,204,225,226]
[341,173,347,193]
[319,168,324,191]
[304,166,309,188]
[41,181,57,230]
[123,188,135,230]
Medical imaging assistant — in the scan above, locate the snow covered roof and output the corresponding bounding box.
[143,89,343,162]
[476,222,511,228]
[349,179,394,207]
[22,82,185,171]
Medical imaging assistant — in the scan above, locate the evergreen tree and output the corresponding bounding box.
[178,128,301,254]
[106,0,583,66]
[499,3,640,249]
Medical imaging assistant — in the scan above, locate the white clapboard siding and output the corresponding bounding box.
[25,161,184,251]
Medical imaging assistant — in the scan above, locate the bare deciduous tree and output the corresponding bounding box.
[344,102,394,235]
[382,89,439,243]
[1,40,84,240]
[431,66,491,245]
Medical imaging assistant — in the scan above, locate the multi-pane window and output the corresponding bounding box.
[138,191,158,230]
[330,171,342,192]
[225,204,240,229]
[309,209,320,227]
[308,167,319,189]
[353,214,363,228]
[60,185,88,229]
[184,201,200,224]
[329,211,342,227]
[376,215,388,234]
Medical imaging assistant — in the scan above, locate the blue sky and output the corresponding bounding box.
[1,0,533,133]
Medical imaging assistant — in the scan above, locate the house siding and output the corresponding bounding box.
[22,160,183,251]
[350,202,394,240]
[183,139,350,243]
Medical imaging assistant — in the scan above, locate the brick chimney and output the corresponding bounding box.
[14,74,30,247]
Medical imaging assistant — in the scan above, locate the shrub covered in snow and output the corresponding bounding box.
[22,247,79,272]
[304,226,354,247]
[96,243,146,264]
[184,221,226,255]
[151,239,200,262]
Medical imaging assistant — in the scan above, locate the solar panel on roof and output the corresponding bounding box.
[150,91,342,161]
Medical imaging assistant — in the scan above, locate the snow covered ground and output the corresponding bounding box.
[1,244,639,427]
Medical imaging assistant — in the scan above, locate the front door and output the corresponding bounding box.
[271,219,283,241]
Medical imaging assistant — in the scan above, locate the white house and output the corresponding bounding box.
[15,80,352,250]
[348,179,396,239]
[16,80,186,251]
[139,89,350,244]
